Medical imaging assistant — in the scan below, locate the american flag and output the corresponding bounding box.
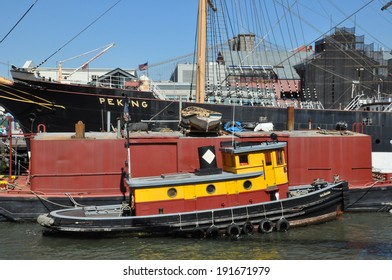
[138,62,148,71]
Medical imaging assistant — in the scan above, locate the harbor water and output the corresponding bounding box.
[0,212,391,260]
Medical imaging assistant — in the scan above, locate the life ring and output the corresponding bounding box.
[258,218,273,233]
[275,218,290,232]
[224,121,242,132]
[226,223,241,238]
[242,221,254,235]
[206,225,220,239]
[191,227,205,238]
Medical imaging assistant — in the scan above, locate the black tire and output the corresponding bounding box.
[258,218,273,233]
[206,225,220,239]
[242,221,254,234]
[226,223,241,237]
[191,227,205,238]
[275,218,290,232]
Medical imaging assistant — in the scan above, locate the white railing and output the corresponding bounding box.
[149,80,167,100]
[383,103,392,112]
[344,94,364,110]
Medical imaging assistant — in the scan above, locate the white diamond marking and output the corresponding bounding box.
[202,149,215,164]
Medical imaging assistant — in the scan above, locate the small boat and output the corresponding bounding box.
[180,106,222,132]
[37,136,349,237]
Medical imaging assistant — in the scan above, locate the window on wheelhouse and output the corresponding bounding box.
[239,154,248,165]
[265,152,272,166]
[276,149,284,165]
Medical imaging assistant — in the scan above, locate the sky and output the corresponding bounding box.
[1,0,392,80]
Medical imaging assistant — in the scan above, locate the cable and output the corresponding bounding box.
[34,0,121,69]
[0,0,38,45]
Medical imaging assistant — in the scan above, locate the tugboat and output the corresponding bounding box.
[37,134,349,238]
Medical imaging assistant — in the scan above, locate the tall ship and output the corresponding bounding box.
[1,0,392,152]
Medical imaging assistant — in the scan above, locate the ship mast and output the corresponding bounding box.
[196,0,216,103]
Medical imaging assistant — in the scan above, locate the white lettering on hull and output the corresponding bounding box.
[98,98,148,108]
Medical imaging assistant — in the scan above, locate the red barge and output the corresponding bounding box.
[1,122,391,221]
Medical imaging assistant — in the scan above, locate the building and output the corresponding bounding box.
[295,27,392,109]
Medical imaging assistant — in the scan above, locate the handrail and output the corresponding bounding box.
[344,94,364,110]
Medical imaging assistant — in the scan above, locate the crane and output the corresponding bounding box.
[57,43,115,81]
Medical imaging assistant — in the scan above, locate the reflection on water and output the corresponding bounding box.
[0,213,391,260]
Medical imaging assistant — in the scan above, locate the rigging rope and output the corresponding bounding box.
[34,0,122,69]
[0,0,38,45]
[192,0,378,107]
[0,84,65,110]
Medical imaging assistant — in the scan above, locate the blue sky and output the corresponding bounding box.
[1,0,392,79]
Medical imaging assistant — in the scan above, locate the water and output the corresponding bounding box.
[0,212,391,260]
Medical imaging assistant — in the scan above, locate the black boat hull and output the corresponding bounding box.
[0,194,125,222]
[37,181,349,237]
[346,185,392,212]
[4,180,392,223]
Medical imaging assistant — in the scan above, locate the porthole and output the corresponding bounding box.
[167,188,177,198]
[243,180,252,190]
[206,184,216,194]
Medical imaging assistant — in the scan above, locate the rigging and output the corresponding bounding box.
[0,0,39,45]
[34,0,121,70]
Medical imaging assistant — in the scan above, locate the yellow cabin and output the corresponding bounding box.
[129,141,289,216]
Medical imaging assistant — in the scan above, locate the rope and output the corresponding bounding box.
[65,193,87,207]
[6,181,87,209]
[148,100,176,121]
[30,189,72,209]
[211,210,215,226]
[195,212,199,227]
[345,181,380,209]
[0,82,66,106]
[35,0,121,69]
[0,93,65,110]
[280,200,285,219]
[0,0,39,45]
[0,84,65,110]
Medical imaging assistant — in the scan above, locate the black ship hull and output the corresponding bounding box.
[1,78,391,152]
